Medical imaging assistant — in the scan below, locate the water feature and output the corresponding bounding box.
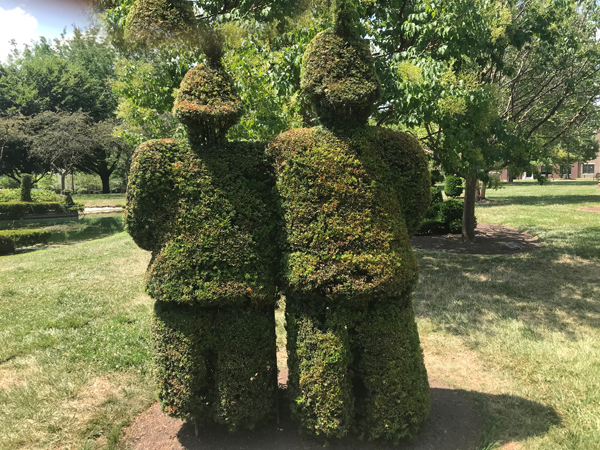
[0,213,125,246]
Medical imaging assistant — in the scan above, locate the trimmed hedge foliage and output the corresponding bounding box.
[418,198,477,235]
[62,190,75,206]
[269,125,429,305]
[271,21,430,441]
[126,139,281,307]
[0,202,81,219]
[173,62,244,143]
[301,28,381,129]
[127,54,280,429]
[444,174,463,198]
[20,174,32,202]
[0,229,52,255]
[285,298,430,441]
[152,301,276,430]
[124,0,197,48]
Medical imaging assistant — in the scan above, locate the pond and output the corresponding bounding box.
[0,213,126,246]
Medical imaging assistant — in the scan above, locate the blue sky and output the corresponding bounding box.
[0,0,93,61]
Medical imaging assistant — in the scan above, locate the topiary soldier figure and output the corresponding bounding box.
[269,3,431,441]
[125,22,280,430]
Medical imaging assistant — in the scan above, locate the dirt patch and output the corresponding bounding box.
[0,368,26,390]
[411,223,540,255]
[121,379,481,450]
[578,206,600,213]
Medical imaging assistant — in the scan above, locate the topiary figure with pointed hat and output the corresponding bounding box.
[125,21,280,430]
[269,1,431,441]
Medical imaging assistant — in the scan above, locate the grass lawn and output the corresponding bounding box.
[0,180,598,449]
[415,179,600,449]
[0,234,154,450]
[73,194,126,208]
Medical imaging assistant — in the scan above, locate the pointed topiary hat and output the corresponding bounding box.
[301,0,381,128]
[173,29,244,142]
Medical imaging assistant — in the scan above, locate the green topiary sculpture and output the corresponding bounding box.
[124,0,198,49]
[268,6,431,441]
[444,174,464,198]
[20,174,32,202]
[125,33,280,431]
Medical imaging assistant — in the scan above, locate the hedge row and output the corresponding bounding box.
[0,202,82,219]
[0,229,52,255]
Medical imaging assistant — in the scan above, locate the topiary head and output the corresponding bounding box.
[124,0,198,49]
[173,61,244,143]
[301,3,381,129]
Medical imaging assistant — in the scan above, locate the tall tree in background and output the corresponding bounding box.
[29,111,95,192]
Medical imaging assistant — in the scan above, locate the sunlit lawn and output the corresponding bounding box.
[414,179,600,449]
[0,180,598,449]
[73,194,126,208]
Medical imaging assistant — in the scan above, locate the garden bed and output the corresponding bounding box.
[411,223,540,255]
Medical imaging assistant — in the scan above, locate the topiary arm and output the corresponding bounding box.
[371,128,432,236]
[126,139,181,251]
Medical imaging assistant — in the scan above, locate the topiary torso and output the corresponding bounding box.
[127,139,280,307]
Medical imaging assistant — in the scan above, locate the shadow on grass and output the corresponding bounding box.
[414,249,600,339]
[158,387,559,450]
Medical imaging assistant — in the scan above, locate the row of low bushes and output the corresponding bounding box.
[76,189,122,195]
[0,188,62,203]
[0,230,52,255]
[0,202,82,220]
[417,186,476,235]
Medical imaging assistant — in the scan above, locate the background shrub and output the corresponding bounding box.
[418,198,476,235]
[0,189,61,203]
[0,230,52,250]
[62,190,75,206]
[444,174,463,198]
[0,236,15,255]
[430,169,445,185]
[20,174,32,202]
[77,188,89,195]
[0,202,80,219]
[440,198,464,225]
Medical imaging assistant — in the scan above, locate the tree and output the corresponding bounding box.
[97,0,600,241]
[0,115,49,181]
[29,111,95,192]
[78,120,134,193]
[0,29,117,120]
[363,0,600,241]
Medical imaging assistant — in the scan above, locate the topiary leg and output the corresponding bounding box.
[153,302,278,430]
[152,300,216,424]
[286,299,354,438]
[353,301,430,442]
[212,306,277,431]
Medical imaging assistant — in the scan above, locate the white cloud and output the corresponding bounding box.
[0,7,39,62]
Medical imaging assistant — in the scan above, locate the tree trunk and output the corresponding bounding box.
[101,173,111,194]
[462,177,477,242]
[60,172,66,193]
[475,180,481,201]
[71,172,75,192]
[480,182,487,200]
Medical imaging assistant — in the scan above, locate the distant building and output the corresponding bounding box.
[500,134,600,181]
